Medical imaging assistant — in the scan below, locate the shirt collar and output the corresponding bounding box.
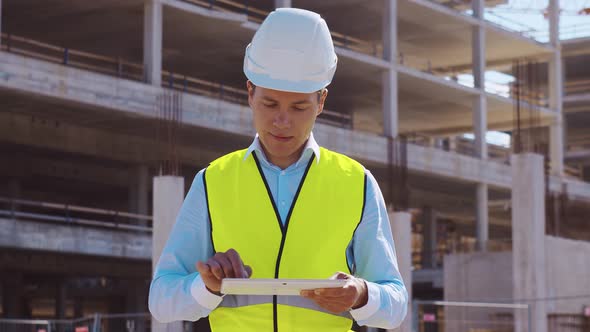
[243,132,321,167]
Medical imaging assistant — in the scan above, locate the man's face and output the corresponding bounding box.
[247,81,327,168]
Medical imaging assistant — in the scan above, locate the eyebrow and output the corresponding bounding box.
[261,96,311,105]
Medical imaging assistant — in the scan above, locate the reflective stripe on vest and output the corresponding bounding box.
[204,147,366,332]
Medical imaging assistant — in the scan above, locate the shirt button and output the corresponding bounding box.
[281,171,286,175]
[281,201,286,206]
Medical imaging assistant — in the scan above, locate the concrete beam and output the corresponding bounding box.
[511,153,547,332]
[144,0,163,85]
[0,248,150,278]
[0,112,221,167]
[0,51,515,188]
[0,155,132,187]
[0,217,152,260]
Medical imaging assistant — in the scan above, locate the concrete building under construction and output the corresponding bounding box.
[0,0,589,331]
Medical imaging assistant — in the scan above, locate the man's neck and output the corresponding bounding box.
[260,141,307,170]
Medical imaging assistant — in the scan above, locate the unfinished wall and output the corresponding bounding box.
[545,235,590,314]
[443,252,514,331]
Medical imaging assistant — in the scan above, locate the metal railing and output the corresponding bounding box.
[0,32,352,129]
[548,313,590,332]
[0,316,95,332]
[412,237,512,269]
[0,313,151,332]
[180,0,382,57]
[96,313,151,332]
[0,196,152,232]
[428,0,476,15]
[413,300,531,332]
[566,78,590,96]
[406,133,512,163]
[0,33,144,82]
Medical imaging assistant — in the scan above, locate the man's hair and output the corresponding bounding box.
[250,82,324,102]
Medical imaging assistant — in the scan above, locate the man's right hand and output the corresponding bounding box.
[196,248,252,295]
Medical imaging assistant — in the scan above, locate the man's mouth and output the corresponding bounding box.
[269,133,294,142]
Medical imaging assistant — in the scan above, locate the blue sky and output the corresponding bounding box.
[484,0,590,41]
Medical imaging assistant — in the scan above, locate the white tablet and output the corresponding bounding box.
[220,278,347,296]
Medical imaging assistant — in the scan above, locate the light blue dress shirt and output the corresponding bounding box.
[148,133,408,329]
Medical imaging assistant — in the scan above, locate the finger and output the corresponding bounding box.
[313,286,352,298]
[226,249,247,278]
[244,265,253,278]
[207,259,225,280]
[214,253,236,279]
[329,272,350,280]
[196,261,215,279]
[196,261,208,274]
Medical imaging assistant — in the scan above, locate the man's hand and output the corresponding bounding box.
[300,272,368,314]
[196,249,252,295]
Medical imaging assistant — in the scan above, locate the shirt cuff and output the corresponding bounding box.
[349,281,381,322]
[190,274,224,310]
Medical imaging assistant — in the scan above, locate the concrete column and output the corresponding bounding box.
[2,273,24,318]
[126,280,147,332]
[0,0,3,47]
[472,0,488,160]
[475,183,489,251]
[274,0,291,8]
[130,165,150,225]
[73,297,83,318]
[548,0,564,176]
[382,0,399,139]
[143,0,163,86]
[421,207,437,268]
[472,0,489,251]
[152,176,184,332]
[55,281,67,319]
[447,136,457,152]
[129,186,138,216]
[388,211,412,332]
[583,166,590,182]
[511,153,547,332]
[138,165,149,215]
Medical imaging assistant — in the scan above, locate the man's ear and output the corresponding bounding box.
[247,80,255,108]
[317,88,328,116]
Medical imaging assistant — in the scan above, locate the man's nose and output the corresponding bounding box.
[273,109,291,129]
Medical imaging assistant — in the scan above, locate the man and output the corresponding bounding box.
[149,8,408,331]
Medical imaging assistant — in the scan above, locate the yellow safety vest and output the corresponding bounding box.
[204,147,366,332]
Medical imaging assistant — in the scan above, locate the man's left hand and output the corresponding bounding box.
[300,272,368,314]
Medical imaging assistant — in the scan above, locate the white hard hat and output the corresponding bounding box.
[243,8,338,93]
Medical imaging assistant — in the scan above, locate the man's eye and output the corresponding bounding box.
[294,106,308,111]
[263,103,277,108]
